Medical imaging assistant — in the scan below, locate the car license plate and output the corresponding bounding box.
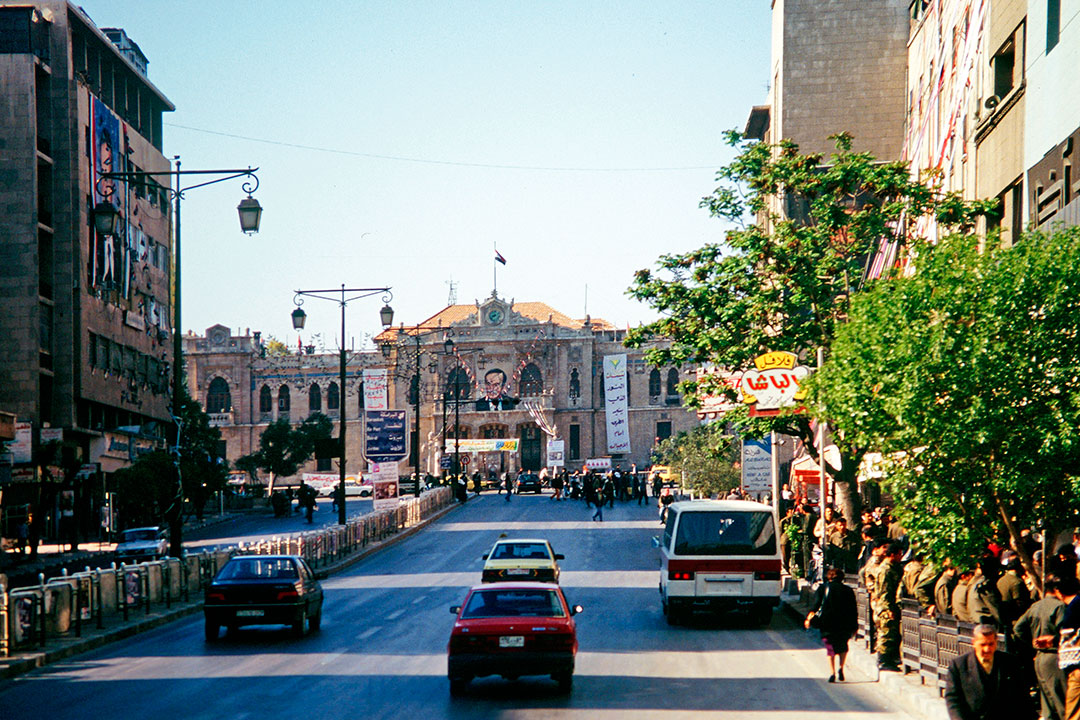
[506,568,530,576]
[236,609,264,617]
[499,635,525,648]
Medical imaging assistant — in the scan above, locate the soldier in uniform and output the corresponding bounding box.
[952,568,976,623]
[872,540,904,671]
[935,562,958,617]
[967,558,1005,628]
[1015,577,1067,720]
[827,517,860,574]
[903,554,940,614]
[997,551,1032,653]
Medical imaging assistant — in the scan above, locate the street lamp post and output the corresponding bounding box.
[292,286,394,525]
[93,159,262,558]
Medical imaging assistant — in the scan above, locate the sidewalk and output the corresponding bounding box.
[781,579,948,720]
[0,500,460,680]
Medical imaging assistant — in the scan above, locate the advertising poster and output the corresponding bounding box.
[546,439,565,467]
[11,421,32,464]
[362,369,388,410]
[369,461,400,511]
[603,355,631,454]
[741,437,773,497]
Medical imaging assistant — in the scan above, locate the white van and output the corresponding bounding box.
[658,499,781,625]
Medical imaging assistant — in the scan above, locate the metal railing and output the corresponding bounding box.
[0,487,453,657]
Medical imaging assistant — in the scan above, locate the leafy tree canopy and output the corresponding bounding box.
[238,413,334,483]
[652,423,741,498]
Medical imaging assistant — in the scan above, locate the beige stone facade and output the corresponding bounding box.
[184,295,700,485]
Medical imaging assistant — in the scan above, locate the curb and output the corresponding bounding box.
[0,499,462,682]
[781,596,948,720]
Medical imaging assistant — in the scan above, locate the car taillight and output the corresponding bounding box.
[754,571,781,581]
[481,569,500,582]
[206,592,225,603]
[449,635,484,652]
[668,571,693,581]
[276,588,300,601]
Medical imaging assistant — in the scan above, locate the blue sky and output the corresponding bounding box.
[76,1,771,349]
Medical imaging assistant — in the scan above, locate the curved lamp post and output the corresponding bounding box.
[292,285,393,525]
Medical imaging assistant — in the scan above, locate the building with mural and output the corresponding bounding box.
[183,293,701,487]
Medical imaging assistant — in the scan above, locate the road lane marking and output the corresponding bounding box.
[324,570,656,589]
[387,609,405,620]
[435,520,657,531]
[357,626,381,640]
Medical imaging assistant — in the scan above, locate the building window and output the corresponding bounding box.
[649,369,661,399]
[519,363,543,396]
[327,382,339,411]
[656,421,672,443]
[666,368,680,405]
[206,377,231,414]
[569,369,580,399]
[316,456,331,472]
[569,424,581,460]
[309,384,321,414]
[481,424,507,438]
[278,386,290,413]
[1048,0,1061,53]
[445,367,471,401]
[259,385,272,413]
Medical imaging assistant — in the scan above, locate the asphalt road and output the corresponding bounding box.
[0,492,923,719]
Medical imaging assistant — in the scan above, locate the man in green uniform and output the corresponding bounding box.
[952,569,976,623]
[872,540,904,671]
[1015,578,1066,720]
[997,552,1032,653]
[903,553,940,614]
[861,539,886,651]
[935,562,958,617]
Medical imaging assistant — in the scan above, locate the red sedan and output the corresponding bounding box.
[447,582,582,695]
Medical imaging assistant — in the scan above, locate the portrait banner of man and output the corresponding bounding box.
[475,368,518,411]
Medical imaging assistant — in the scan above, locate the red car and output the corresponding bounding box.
[447,582,583,695]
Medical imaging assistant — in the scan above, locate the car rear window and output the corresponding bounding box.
[674,511,776,556]
[218,558,299,581]
[121,529,159,542]
[491,543,550,560]
[462,589,565,618]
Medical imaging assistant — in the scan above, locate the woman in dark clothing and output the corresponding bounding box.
[804,566,859,682]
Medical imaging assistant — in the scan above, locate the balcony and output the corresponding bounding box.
[208,412,234,426]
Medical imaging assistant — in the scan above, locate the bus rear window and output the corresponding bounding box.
[673,511,776,556]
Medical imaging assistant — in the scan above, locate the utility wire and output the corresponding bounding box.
[165,122,722,173]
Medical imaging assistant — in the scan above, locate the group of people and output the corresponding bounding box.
[795,497,1080,720]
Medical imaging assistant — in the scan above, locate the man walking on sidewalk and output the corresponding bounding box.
[944,624,1031,719]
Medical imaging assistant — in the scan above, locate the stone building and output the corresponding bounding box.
[184,295,700,486]
[0,2,174,538]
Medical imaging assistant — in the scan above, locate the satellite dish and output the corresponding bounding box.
[984,95,1000,110]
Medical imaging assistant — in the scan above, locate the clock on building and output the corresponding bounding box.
[487,308,504,325]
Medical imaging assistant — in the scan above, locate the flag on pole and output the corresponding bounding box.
[495,250,507,265]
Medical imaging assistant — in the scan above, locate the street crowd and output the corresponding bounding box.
[784,491,1080,720]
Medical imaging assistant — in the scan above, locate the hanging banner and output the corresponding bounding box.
[364,410,407,462]
[443,438,519,453]
[11,421,33,464]
[741,437,773,496]
[603,354,631,454]
[369,461,400,511]
[739,351,811,417]
[363,369,389,411]
[546,439,565,467]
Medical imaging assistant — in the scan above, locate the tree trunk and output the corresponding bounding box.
[833,460,862,528]
[993,488,1041,594]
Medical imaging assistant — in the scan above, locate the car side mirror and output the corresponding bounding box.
[651,535,661,548]
[481,554,488,560]
[554,554,564,560]
[571,605,583,616]
[450,605,462,614]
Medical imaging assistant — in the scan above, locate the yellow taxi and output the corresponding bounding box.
[481,538,563,584]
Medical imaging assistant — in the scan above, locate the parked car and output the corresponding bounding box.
[317,482,373,498]
[114,526,168,563]
[516,473,543,493]
[447,581,582,695]
[204,555,323,641]
[482,538,563,583]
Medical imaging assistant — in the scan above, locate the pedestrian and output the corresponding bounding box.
[651,472,662,500]
[1045,570,1080,720]
[871,540,903,671]
[604,474,615,508]
[935,562,959,617]
[804,566,858,682]
[659,488,674,525]
[17,516,29,554]
[505,472,514,501]
[1015,573,1068,720]
[967,557,1005,627]
[945,623,1032,720]
[997,552,1032,652]
[592,487,604,522]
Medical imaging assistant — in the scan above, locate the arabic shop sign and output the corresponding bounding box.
[364,410,408,462]
[739,351,811,417]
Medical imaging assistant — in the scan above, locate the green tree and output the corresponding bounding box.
[626,132,992,524]
[237,413,333,490]
[263,335,292,356]
[653,423,741,497]
[809,227,1080,584]
[176,388,229,523]
[111,450,180,533]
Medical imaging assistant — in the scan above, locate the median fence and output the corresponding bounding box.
[0,487,453,658]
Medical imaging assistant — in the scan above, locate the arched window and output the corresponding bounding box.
[278,385,290,412]
[259,384,272,413]
[327,382,339,411]
[206,377,231,413]
[569,369,580,399]
[445,367,472,401]
[309,383,322,414]
[519,363,543,396]
[648,369,661,399]
[667,368,680,397]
